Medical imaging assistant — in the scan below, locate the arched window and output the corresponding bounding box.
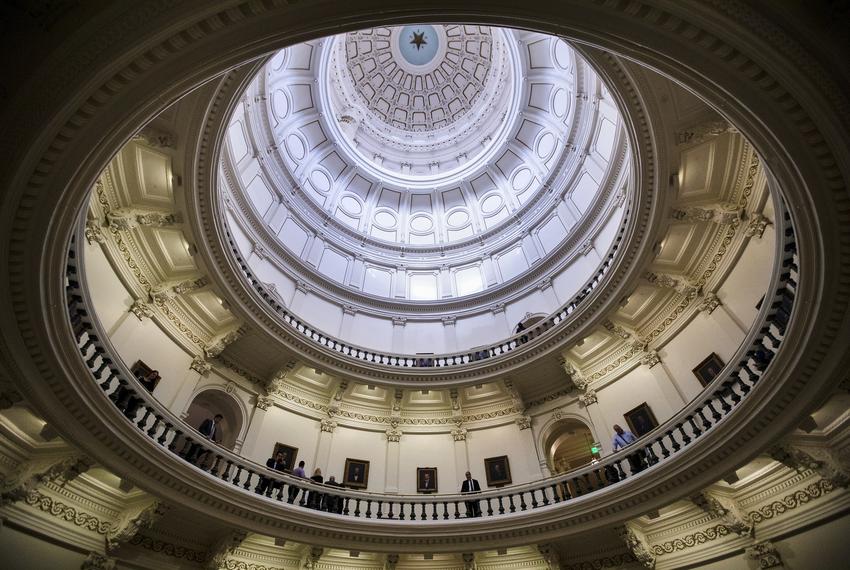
[184,389,245,450]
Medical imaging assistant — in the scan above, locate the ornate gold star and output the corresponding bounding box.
[410,30,427,51]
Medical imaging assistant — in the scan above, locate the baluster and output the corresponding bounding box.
[376,500,383,519]
[244,470,254,490]
[657,435,671,458]
[715,390,732,414]
[540,486,550,505]
[420,502,427,521]
[232,465,243,487]
[581,473,593,493]
[98,367,117,392]
[453,501,460,519]
[442,501,449,520]
[485,498,493,516]
[550,484,561,503]
[85,350,101,369]
[343,497,350,516]
[354,499,361,517]
[162,424,176,447]
[147,415,162,439]
[616,459,627,480]
[298,488,307,507]
[573,477,583,496]
[560,481,572,501]
[645,445,659,466]
[667,430,681,453]
[594,469,605,489]
[387,501,395,519]
[740,362,759,386]
[508,494,516,513]
[735,374,752,396]
[93,357,111,377]
[365,500,372,519]
[696,408,712,431]
[705,399,722,422]
[210,455,222,477]
[276,484,285,502]
[398,501,405,520]
[136,407,152,429]
[687,415,702,438]
[676,423,691,445]
[519,491,527,511]
[179,437,193,458]
[530,488,539,508]
[431,503,438,520]
[497,496,505,515]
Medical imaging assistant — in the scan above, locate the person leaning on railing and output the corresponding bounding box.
[611,424,646,474]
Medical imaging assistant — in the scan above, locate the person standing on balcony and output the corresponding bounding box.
[461,471,482,517]
[611,424,636,450]
[611,424,646,474]
[188,414,223,464]
[288,460,307,503]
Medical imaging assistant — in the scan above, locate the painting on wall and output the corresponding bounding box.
[693,352,725,387]
[484,455,512,487]
[343,458,370,489]
[624,403,659,437]
[131,360,160,393]
[271,443,298,471]
[417,467,438,493]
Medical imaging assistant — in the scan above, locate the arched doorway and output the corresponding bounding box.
[184,389,245,451]
[543,418,596,474]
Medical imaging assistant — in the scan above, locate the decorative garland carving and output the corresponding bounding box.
[652,479,835,555]
[128,533,209,563]
[24,490,111,534]
[561,553,637,570]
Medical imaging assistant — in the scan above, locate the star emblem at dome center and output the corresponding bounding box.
[409,30,427,51]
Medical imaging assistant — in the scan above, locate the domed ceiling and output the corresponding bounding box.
[221,25,629,319]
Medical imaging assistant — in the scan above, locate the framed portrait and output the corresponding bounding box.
[131,360,160,393]
[417,467,438,493]
[271,443,298,471]
[693,352,725,387]
[484,455,512,487]
[343,458,369,489]
[624,403,659,437]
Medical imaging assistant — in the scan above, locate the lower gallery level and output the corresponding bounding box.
[1,2,849,570]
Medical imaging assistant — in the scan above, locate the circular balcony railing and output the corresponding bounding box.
[222,214,628,370]
[66,200,796,523]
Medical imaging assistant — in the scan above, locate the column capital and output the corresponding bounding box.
[746,541,783,569]
[697,292,722,314]
[256,395,273,411]
[320,418,338,433]
[451,427,468,441]
[129,298,154,321]
[190,356,212,376]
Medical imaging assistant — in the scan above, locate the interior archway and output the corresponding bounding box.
[184,389,244,451]
[543,418,596,473]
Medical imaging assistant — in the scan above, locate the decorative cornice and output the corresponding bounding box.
[128,533,209,563]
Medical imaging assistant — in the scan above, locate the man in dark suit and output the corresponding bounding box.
[461,471,482,517]
[257,450,287,496]
[324,475,343,514]
[188,414,223,464]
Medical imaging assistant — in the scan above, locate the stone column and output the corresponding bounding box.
[642,350,687,407]
[578,390,606,452]
[170,357,209,415]
[240,396,273,459]
[515,416,543,478]
[108,298,152,347]
[338,305,357,338]
[489,303,510,337]
[452,427,470,476]
[699,292,747,335]
[290,280,310,313]
[391,317,406,353]
[313,419,336,474]
[384,425,402,493]
[442,316,458,352]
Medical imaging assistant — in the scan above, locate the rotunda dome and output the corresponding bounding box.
[221,26,630,356]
